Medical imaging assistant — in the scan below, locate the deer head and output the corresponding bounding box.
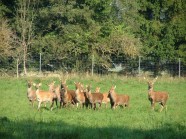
[144,77,158,91]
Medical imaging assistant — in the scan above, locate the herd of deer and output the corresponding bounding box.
[27,77,169,112]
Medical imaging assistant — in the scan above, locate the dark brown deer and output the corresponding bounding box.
[33,83,57,111]
[144,77,169,112]
[27,80,36,107]
[60,80,77,108]
[86,87,103,110]
[108,86,129,109]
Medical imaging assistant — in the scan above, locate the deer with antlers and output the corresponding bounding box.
[107,86,130,109]
[144,77,169,112]
[60,80,77,108]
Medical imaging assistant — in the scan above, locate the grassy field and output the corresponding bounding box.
[0,75,186,139]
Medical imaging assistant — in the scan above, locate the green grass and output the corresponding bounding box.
[0,76,186,139]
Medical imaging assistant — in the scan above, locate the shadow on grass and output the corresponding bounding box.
[0,116,185,139]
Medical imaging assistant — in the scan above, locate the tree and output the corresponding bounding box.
[15,0,36,75]
[138,0,186,75]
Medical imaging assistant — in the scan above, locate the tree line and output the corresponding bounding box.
[0,0,185,75]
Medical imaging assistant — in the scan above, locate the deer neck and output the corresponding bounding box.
[27,87,32,92]
[148,87,153,95]
[75,88,80,95]
[35,88,40,95]
[110,91,116,102]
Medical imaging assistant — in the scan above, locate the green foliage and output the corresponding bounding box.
[139,0,186,61]
[0,0,185,74]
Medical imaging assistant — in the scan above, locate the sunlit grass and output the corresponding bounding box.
[0,75,186,139]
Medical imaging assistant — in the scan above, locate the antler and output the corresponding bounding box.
[143,77,149,82]
[152,76,158,84]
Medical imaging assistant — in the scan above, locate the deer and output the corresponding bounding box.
[48,81,61,108]
[60,80,77,108]
[95,87,110,108]
[107,86,130,109]
[86,86,103,110]
[33,83,57,111]
[27,80,36,107]
[74,82,88,108]
[144,77,169,112]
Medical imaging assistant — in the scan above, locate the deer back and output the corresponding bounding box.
[102,93,110,103]
[34,83,55,102]
[87,91,103,104]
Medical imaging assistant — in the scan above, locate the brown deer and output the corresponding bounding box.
[33,83,57,111]
[74,82,88,108]
[108,86,130,109]
[86,87,103,110]
[27,80,36,107]
[48,81,60,108]
[60,80,77,108]
[95,87,110,108]
[144,77,169,112]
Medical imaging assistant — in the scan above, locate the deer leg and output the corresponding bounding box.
[76,102,79,108]
[113,103,116,109]
[93,103,96,110]
[55,99,58,108]
[50,100,54,111]
[151,101,155,110]
[60,100,63,108]
[159,102,165,112]
[99,103,102,109]
[32,100,34,107]
[159,105,164,112]
[38,101,42,111]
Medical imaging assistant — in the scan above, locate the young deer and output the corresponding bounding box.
[74,82,87,108]
[108,86,129,109]
[60,80,77,108]
[144,77,169,112]
[27,80,36,107]
[95,87,110,108]
[48,81,60,108]
[33,83,57,111]
[86,87,103,110]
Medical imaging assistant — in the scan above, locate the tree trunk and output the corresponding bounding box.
[23,42,27,75]
[17,58,19,78]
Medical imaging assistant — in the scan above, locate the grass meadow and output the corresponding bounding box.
[0,75,186,139]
